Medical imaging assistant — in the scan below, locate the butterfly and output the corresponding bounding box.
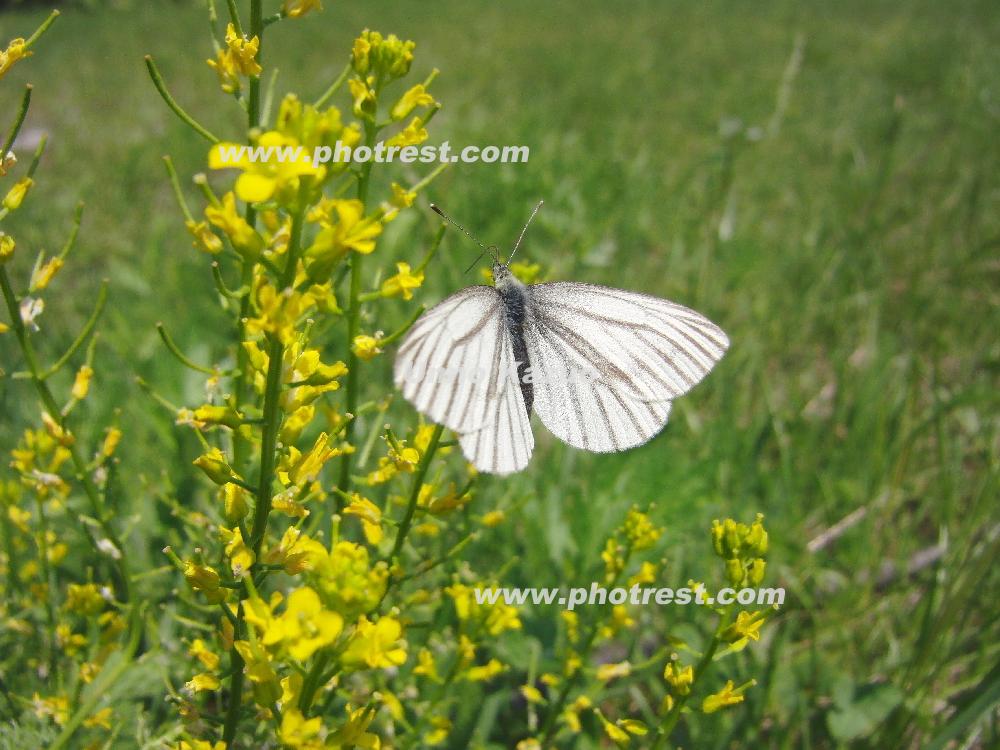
[393,202,729,475]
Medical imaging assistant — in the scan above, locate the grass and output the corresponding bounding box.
[1,0,999,747]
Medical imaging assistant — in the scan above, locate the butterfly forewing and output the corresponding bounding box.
[393,286,509,434]
[527,282,729,401]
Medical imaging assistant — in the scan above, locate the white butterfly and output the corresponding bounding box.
[393,202,729,475]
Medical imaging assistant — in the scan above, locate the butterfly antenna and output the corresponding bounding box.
[431,204,497,275]
[507,199,543,266]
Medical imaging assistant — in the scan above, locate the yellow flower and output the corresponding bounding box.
[82,707,113,730]
[185,220,223,254]
[380,261,424,300]
[561,610,580,643]
[185,672,221,692]
[520,684,545,704]
[29,257,63,291]
[598,604,635,639]
[389,182,416,209]
[602,538,625,582]
[390,84,436,122]
[722,609,767,649]
[65,583,105,616]
[623,507,663,551]
[596,661,632,682]
[0,38,31,80]
[282,0,323,18]
[193,447,240,486]
[664,662,694,695]
[510,260,543,284]
[176,742,226,750]
[188,638,220,670]
[206,23,261,93]
[209,132,320,204]
[0,233,15,263]
[385,117,428,148]
[446,582,522,636]
[628,561,657,588]
[305,199,383,276]
[101,427,122,458]
[183,561,227,603]
[221,483,250,522]
[307,540,388,618]
[462,658,506,682]
[279,708,323,749]
[702,679,755,713]
[327,705,381,749]
[278,432,339,487]
[264,527,313,574]
[220,525,255,576]
[351,30,415,80]
[595,709,648,747]
[263,587,343,661]
[343,494,384,544]
[413,647,441,682]
[352,334,383,361]
[348,78,376,119]
[341,615,407,670]
[234,637,281,705]
[561,695,592,733]
[481,510,505,527]
[32,693,69,725]
[70,365,93,401]
[3,177,33,211]
[204,192,264,259]
[423,715,451,746]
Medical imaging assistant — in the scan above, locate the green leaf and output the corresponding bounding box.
[827,682,904,742]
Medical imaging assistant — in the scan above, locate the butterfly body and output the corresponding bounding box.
[492,263,534,416]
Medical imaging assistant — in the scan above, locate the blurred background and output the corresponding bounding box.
[1,0,998,747]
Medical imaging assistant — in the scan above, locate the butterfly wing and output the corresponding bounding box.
[524,281,728,452]
[456,347,535,474]
[394,285,509,434]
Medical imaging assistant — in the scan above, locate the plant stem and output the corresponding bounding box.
[220,5,266,742]
[390,423,444,562]
[337,119,378,498]
[0,267,131,602]
[651,604,736,749]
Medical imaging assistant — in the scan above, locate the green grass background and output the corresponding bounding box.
[1,0,999,747]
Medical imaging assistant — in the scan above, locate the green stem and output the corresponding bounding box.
[539,551,634,744]
[144,56,220,143]
[48,604,144,750]
[1,85,31,159]
[0,267,131,602]
[248,204,304,556]
[314,62,351,109]
[298,651,331,712]
[221,6,265,741]
[23,10,60,49]
[389,423,444,562]
[32,491,57,674]
[337,120,379,497]
[38,281,105,380]
[651,604,736,749]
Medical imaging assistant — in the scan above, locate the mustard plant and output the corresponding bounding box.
[0,4,778,748]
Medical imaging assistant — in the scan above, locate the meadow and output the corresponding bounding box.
[0,0,998,747]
